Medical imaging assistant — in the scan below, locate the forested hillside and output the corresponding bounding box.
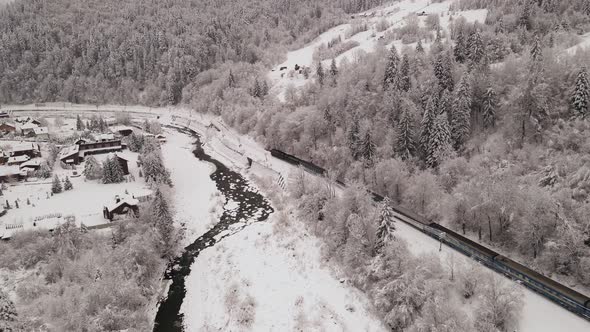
[0,0,384,104]
[249,0,590,290]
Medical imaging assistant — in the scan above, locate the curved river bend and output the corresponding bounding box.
[153,126,273,332]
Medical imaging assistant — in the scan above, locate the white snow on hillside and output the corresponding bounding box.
[268,0,488,101]
[181,213,387,332]
[566,32,590,55]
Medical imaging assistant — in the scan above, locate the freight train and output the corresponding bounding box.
[268,148,590,321]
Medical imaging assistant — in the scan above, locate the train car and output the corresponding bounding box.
[494,255,590,319]
[427,223,499,264]
[269,149,327,176]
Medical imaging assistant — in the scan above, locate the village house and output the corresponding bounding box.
[0,166,26,182]
[110,125,134,137]
[0,122,18,134]
[19,158,42,173]
[59,137,126,165]
[10,142,41,159]
[7,155,30,166]
[0,111,10,119]
[58,145,80,165]
[33,127,49,140]
[20,122,39,136]
[103,195,139,221]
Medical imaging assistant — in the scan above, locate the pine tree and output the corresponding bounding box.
[420,96,438,158]
[375,197,396,253]
[451,74,472,150]
[531,35,543,63]
[316,61,325,86]
[102,158,114,183]
[454,31,467,63]
[111,157,125,183]
[572,66,590,118]
[64,176,73,191]
[52,175,63,194]
[361,130,375,166]
[434,52,454,91]
[261,80,269,96]
[0,289,19,330]
[395,108,416,160]
[427,112,453,168]
[76,115,85,131]
[84,156,102,180]
[467,30,484,66]
[483,87,497,128]
[519,0,532,30]
[228,70,236,88]
[347,117,361,159]
[330,58,338,78]
[151,187,174,256]
[416,39,424,53]
[383,45,400,89]
[400,54,411,92]
[252,78,261,98]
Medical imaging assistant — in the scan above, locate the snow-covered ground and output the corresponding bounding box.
[267,0,488,101]
[566,32,590,55]
[0,149,150,237]
[394,217,590,332]
[181,205,387,331]
[2,105,589,331]
[160,128,219,241]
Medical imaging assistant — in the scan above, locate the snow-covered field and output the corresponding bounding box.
[0,149,150,237]
[267,0,488,101]
[181,207,387,331]
[160,128,219,241]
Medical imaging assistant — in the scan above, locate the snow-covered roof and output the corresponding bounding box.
[110,125,134,132]
[59,145,79,159]
[33,126,49,134]
[0,122,17,128]
[11,142,39,153]
[19,158,42,168]
[20,122,38,130]
[8,155,30,164]
[0,165,22,176]
[95,133,115,141]
[106,195,139,212]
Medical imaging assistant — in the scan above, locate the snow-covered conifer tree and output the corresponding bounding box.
[427,112,452,168]
[375,197,396,253]
[451,74,472,149]
[400,54,410,92]
[316,61,325,86]
[483,87,497,128]
[572,66,589,118]
[383,45,400,89]
[52,175,62,194]
[396,108,416,161]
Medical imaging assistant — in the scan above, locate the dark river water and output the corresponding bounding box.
[153,126,273,332]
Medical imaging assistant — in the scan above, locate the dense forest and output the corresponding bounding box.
[0,0,386,104]
[2,0,590,330]
[249,0,590,290]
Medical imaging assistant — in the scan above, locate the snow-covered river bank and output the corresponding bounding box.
[154,126,273,331]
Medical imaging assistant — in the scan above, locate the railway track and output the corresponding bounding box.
[268,148,590,322]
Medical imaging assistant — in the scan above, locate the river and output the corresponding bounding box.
[153,126,274,332]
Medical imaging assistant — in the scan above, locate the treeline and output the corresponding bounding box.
[0,0,382,105]
[227,2,590,289]
[287,174,523,331]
